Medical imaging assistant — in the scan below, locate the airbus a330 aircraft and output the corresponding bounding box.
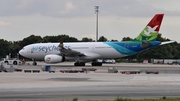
[19,14,175,66]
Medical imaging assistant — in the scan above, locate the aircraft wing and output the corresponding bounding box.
[160,40,176,45]
[58,42,85,56]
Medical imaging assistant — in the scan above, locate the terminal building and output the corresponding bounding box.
[151,59,180,65]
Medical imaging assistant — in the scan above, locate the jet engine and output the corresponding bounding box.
[44,54,65,63]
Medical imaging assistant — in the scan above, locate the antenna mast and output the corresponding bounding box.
[95,6,99,42]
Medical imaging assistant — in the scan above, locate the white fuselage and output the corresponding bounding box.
[19,42,127,61]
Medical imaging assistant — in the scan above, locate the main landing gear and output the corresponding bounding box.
[91,61,102,66]
[74,62,85,66]
[32,59,37,66]
[74,62,102,66]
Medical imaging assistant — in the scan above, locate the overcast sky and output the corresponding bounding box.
[0,0,180,42]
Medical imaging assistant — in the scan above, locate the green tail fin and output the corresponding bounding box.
[133,14,164,41]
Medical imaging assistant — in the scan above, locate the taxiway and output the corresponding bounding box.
[0,62,180,101]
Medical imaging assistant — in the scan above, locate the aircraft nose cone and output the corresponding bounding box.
[19,49,24,56]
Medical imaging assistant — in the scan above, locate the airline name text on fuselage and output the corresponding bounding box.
[31,45,71,53]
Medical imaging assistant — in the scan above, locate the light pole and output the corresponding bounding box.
[95,6,99,42]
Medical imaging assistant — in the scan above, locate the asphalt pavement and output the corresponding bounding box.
[1,62,180,101]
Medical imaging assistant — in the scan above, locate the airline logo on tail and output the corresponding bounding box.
[133,14,164,41]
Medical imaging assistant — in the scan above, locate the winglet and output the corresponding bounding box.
[133,14,164,41]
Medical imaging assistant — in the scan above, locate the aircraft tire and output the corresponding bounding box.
[13,61,18,65]
[80,62,85,66]
[91,62,96,66]
[91,62,102,66]
[33,62,37,66]
[98,62,102,66]
[74,62,78,66]
[74,62,85,66]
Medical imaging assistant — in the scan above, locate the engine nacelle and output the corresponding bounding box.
[44,54,65,63]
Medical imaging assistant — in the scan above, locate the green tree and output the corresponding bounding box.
[0,39,10,59]
[122,37,132,41]
[56,34,79,42]
[111,39,118,42]
[81,37,94,42]
[98,36,107,42]
[9,41,21,58]
[19,35,42,48]
[2,33,179,61]
[42,34,78,42]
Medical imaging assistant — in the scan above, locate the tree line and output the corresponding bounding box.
[0,34,179,62]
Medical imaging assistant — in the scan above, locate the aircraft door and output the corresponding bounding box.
[124,43,129,48]
[124,43,130,53]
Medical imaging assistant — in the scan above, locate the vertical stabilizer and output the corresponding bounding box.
[133,14,164,41]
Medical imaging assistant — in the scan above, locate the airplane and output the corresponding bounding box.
[19,14,175,66]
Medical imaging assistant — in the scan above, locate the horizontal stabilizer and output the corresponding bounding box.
[160,40,176,45]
